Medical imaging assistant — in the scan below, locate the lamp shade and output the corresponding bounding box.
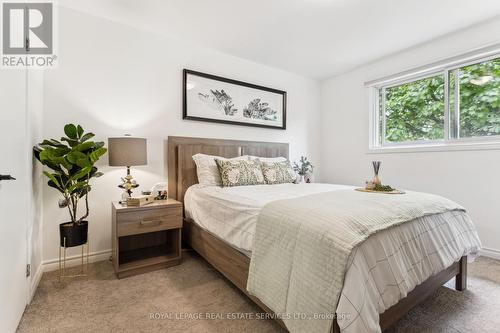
[108,137,147,167]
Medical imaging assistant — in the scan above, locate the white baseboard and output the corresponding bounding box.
[28,264,44,303]
[42,249,112,272]
[479,247,500,260]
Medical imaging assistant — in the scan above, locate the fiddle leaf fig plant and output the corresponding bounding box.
[34,124,107,225]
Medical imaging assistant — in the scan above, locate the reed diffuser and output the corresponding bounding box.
[372,161,382,185]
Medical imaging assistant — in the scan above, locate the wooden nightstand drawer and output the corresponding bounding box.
[112,199,183,278]
[117,207,182,237]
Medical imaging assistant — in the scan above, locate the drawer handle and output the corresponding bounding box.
[140,218,165,226]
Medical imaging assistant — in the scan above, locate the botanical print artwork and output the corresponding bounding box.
[198,89,238,116]
[184,69,286,129]
[243,98,278,121]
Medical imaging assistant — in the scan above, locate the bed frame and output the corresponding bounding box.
[167,136,467,332]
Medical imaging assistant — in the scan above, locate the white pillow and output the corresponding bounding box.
[192,154,248,186]
[245,155,287,163]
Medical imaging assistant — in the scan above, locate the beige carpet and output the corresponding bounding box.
[18,252,500,333]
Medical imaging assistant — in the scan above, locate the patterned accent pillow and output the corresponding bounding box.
[261,160,296,184]
[215,159,265,187]
[192,154,249,186]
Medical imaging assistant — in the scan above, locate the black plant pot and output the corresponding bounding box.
[59,221,88,247]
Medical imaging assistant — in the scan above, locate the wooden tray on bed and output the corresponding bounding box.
[355,188,405,194]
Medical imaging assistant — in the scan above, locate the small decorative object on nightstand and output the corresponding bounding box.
[111,199,183,278]
[151,182,168,200]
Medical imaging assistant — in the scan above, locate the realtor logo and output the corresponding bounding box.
[2,1,56,67]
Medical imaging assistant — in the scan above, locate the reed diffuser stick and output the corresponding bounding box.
[372,161,381,185]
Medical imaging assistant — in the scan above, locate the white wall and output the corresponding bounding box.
[27,70,44,300]
[320,18,500,257]
[41,7,321,265]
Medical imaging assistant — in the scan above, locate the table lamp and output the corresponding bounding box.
[108,136,147,199]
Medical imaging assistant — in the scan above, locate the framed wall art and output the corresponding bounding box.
[183,69,287,130]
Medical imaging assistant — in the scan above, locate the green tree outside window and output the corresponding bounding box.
[380,57,500,143]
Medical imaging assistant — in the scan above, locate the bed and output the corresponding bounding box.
[167,136,481,333]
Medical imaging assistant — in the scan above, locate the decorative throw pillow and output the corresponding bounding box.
[192,154,248,186]
[215,159,265,187]
[261,160,296,184]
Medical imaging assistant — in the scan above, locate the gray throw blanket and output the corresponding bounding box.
[247,189,464,333]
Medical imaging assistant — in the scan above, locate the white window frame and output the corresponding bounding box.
[367,44,500,153]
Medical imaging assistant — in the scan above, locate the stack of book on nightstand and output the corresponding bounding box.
[126,194,155,207]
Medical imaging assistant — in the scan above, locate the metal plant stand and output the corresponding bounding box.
[58,235,90,281]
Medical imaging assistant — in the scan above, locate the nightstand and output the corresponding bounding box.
[111,199,183,278]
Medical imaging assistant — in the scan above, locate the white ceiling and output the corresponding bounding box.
[61,0,500,79]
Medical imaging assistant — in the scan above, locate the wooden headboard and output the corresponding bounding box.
[167,136,289,202]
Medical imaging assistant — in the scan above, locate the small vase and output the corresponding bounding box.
[304,173,313,183]
[372,161,382,185]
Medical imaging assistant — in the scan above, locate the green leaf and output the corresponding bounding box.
[47,180,61,191]
[71,166,92,181]
[33,146,42,162]
[78,185,91,198]
[51,156,72,171]
[77,125,84,139]
[53,147,71,157]
[89,147,107,163]
[39,139,67,148]
[44,161,63,173]
[68,180,88,194]
[64,124,78,139]
[43,171,62,191]
[39,149,54,163]
[76,157,90,168]
[76,141,94,152]
[66,151,87,164]
[61,137,79,148]
[89,166,98,177]
[80,132,95,142]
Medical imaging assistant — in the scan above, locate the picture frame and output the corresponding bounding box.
[183,69,287,130]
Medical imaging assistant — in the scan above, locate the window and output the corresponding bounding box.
[450,58,500,138]
[382,74,445,143]
[371,53,500,149]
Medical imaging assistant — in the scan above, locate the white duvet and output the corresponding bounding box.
[184,183,481,333]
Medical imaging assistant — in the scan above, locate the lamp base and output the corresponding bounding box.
[118,166,139,202]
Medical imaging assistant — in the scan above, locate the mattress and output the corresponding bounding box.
[184,183,349,253]
[184,183,481,333]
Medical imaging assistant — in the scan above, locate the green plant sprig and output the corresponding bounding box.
[373,184,395,192]
[293,156,314,176]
